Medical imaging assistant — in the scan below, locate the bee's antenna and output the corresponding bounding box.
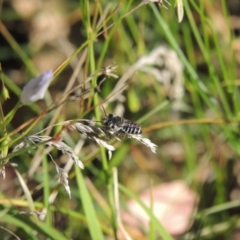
[102,106,107,117]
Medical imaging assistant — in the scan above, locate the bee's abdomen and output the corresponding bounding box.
[122,122,142,134]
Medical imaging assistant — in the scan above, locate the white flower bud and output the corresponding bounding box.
[20,70,53,104]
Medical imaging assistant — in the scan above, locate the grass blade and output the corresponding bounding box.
[75,165,105,240]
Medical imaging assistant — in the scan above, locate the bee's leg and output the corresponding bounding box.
[115,130,127,139]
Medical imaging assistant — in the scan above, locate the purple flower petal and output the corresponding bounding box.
[20,70,53,104]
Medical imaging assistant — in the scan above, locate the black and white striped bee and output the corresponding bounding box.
[102,114,142,135]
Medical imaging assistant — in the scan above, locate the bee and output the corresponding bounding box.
[102,114,142,135]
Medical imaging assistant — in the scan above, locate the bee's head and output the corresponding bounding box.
[102,114,113,124]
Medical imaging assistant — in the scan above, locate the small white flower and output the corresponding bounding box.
[20,70,53,104]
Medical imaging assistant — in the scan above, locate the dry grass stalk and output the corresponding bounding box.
[6,116,157,196]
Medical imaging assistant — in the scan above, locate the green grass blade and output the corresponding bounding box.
[15,170,37,222]
[1,213,69,240]
[42,154,52,226]
[75,165,105,240]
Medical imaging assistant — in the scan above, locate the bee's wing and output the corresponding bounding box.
[115,121,130,128]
